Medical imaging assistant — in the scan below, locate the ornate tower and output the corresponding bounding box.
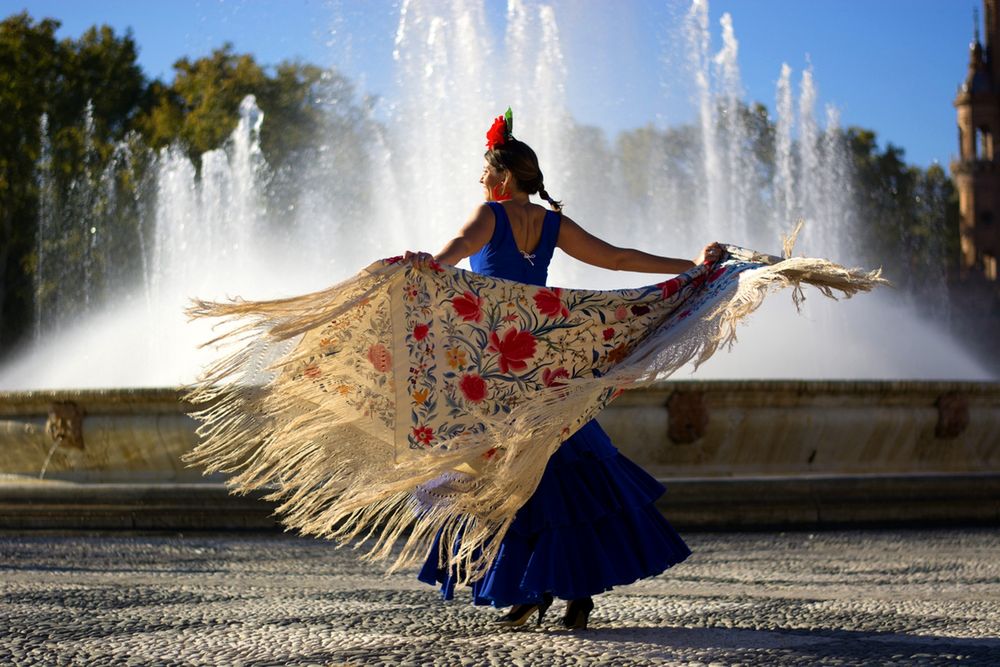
[954,1,1000,282]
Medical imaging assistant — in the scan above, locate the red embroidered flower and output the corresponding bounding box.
[367,343,392,372]
[657,277,682,300]
[542,367,570,387]
[385,255,404,264]
[486,115,507,149]
[533,287,569,319]
[487,327,537,374]
[459,373,487,402]
[412,425,434,445]
[428,259,445,273]
[451,291,483,322]
[502,312,519,322]
[483,447,498,460]
[614,305,628,321]
[303,363,321,379]
[602,327,615,341]
[413,323,429,341]
[630,304,651,317]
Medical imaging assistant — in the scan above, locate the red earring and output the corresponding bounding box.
[490,183,511,202]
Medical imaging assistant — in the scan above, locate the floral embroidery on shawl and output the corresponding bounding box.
[184,245,885,581]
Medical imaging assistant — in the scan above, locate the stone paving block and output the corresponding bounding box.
[1,530,998,665]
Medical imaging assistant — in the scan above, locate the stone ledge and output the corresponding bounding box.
[0,482,279,531]
[0,474,997,532]
[660,472,1000,529]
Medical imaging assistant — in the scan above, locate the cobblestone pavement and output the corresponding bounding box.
[1,529,998,666]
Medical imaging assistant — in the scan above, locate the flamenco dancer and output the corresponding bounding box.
[184,110,881,636]
[410,110,722,629]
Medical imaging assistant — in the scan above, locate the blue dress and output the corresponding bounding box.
[417,202,691,605]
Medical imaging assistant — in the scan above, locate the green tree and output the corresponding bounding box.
[142,45,267,158]
[0,12,148,350]
[845,127,958,293]
[0,16,368,357]
[1,14,62,349]
[134,45,335,170]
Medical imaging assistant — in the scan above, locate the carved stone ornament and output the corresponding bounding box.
[667,391,708,444]
[935,392,969,439]
[45,401,86,450]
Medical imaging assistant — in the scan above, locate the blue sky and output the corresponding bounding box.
[6,0,975,167]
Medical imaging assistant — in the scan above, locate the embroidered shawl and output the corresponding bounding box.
[184,244,885,580]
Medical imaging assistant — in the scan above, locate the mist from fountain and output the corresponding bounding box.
[34,113,53,343]
[774,64,795,237]
[0,0,992,390]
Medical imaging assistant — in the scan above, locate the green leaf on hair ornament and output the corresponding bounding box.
[504,107,513,138]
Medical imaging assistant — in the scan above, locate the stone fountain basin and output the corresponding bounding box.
[1,388,201,483]
[0,380,1000,482]
[1,381,997,530]
[1,381,997,482]
[603,379,1000,477]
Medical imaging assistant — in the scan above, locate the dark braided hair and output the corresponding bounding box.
[485,139,563,211]
[537,188,561,211]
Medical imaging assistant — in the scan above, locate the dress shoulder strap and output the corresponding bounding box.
[540,209,562,250]
[483,201,509,249]
[486,201,509,228]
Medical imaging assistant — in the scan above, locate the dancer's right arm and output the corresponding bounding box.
[404,204,493,269]
[434,204,495,266]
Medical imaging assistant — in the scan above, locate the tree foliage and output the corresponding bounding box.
[847,128,959,293]
[0,12,366,356]
[0,13,147,348]
[132,44,346,170]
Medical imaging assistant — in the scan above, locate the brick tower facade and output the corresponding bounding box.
[954,0,1000,282]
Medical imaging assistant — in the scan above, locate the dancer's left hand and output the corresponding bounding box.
[695,242,724,265]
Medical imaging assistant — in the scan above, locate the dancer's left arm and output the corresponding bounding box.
[558,215,721,273]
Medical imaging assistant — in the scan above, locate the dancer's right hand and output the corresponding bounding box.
[404,250,434,269]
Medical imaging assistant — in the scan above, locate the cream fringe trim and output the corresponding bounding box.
[183,237,886,582]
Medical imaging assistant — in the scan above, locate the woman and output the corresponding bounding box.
[410,112,722,630]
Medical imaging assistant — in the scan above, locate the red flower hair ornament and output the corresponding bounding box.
[486,107,514,150]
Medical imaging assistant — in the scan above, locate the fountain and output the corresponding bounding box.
[0,1,996,523]
[4,0,991,387]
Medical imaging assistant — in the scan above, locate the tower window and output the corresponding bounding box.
[976,126,994,159]
[984,253,998,281]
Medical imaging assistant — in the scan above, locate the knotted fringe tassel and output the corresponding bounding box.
[183,236,887,582]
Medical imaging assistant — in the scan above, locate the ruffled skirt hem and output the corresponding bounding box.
[418,420,691,606]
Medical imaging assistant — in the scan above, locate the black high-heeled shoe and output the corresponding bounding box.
[562,597,594,630]
[495,592,554,627]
